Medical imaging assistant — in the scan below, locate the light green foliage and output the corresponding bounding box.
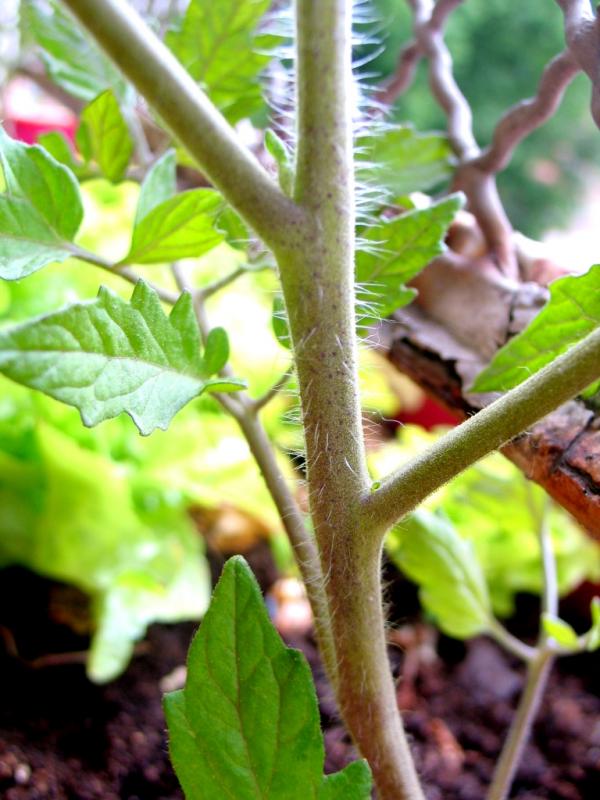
[356,194,462,325]
[166,0,276,123]
[265,130,294,196]
[24,0,130,103]
[472,265,600,393]
[135,149,177,223]
[587,598,600,651]
[272,295,292,349]
[378,428,600,619]
[0,128,83,279]
[36,131,82,176]
[0,383,210,682]
[541,614,579,649]
[388,509,493,638]
[164,557,372,800]
[319,762,374,799]
[122,189,224,265]
[0,281,245,435]
[357,126,454,198]
[76,90,134,183]
[202,327,230,375]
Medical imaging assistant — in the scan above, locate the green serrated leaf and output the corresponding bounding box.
[0,127,83,241]
[472,265,600,393]
[355,195,462,328]
[37,131,78,172]
[0,197,75,281]
[265,130,294,196]
[76,90,134,183]
[166,0,274,123]
[0,281,245,435]
[319,761,372,799]
[121,189,223,265]
[0,129,84,280]
[203,327,230,376]
[25,0,130,103]
[542,614,579,649]
[164,557,371,800]
[387,509,492,639]
[357,126,455,198]
[135,149,177,223]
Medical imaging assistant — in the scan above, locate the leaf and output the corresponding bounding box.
[319,762,373,799]
[37,131,80,173]
[76,90,134,183]
[586,597,600,651]
[377,428,600,619]
[356,194,462,326]
[0,281,245,435]
[0,197,76,281]
[0,406,211,682]
[387,509,493,639]
[472,265,600,393]
[272,295,292,349]
[0,127,83,240]
[121,189,224,265]
[265,130,294,196]
[542,614,579,649]
[25,0,130,103]
[166,0,275,122]
[357,126,455,198]
[135,149,177,223]
[0,129,84,280]
[203,327,230,376]
[164,557,371,800]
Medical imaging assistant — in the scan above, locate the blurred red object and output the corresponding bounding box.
[3,77,77,144]
[395,396,459,430]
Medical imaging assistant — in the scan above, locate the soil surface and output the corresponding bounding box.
[0,563,599,800]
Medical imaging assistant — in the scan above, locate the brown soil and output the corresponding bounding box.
[0,564,599,800]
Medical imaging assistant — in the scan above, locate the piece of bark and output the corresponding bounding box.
[382,290,600,541]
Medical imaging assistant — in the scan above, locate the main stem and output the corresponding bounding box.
[276,2,424,797]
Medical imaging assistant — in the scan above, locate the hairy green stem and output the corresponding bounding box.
[276,2,424,797]
[60,0,304,251]
[486,649,554,800]
[364,327,600,535]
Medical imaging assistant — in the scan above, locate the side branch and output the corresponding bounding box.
[554,0,600,127]
[363,328,600,535]
[60,0,304,251]
[410,0,478,160]
[474,50,579,175]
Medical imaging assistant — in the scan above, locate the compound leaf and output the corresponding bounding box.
[121,189,223,265]
[387,509,493,639]
[164,557,371,800]
[76,89,134,183]
[166,0,274,122]
[472,265,600,393]
[0,281,245,435]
